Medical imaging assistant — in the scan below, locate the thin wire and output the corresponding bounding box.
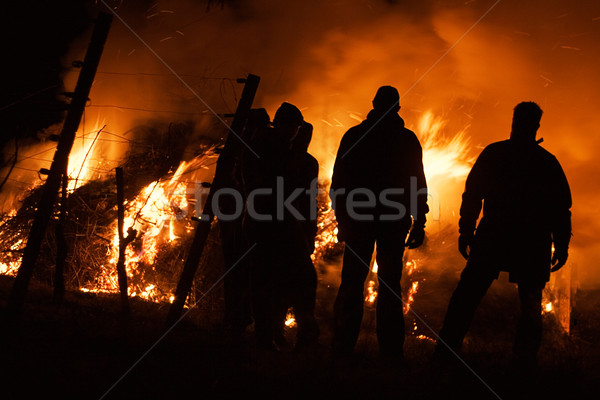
[99,0,259,159]
[96,71,236,80]
[88,104,214,115]
[0,84,60,112]
[73,125,106,189]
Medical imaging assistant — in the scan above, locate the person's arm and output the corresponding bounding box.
[457,148,489,258]
[329,131,354,238]
[412,138,429,228]
[406,135,429,249]
[550,158,572,271]
[304,159,320,253]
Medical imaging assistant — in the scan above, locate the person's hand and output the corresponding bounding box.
[406,226,425,249]
[458,234,472,260]
[551,248,568,272]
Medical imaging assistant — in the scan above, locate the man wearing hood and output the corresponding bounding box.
[329,86,429,360]
[242,102,319,350]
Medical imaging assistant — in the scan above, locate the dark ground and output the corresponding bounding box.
[1,249,599,400]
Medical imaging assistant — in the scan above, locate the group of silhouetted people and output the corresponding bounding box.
[216,85,572,374]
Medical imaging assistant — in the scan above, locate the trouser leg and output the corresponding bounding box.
[250,242,277,348]
[332,237,375,354]
[436,262,496,355]
[293,255,320,347]
[514,281,544,365]
[374,229,408,356]
[220,221,253,333]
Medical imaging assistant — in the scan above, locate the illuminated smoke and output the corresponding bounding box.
[1,0,599,289]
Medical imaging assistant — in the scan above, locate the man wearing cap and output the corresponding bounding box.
[329,86,429,360]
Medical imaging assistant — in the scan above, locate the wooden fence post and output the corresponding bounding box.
[166,74,260,326]
[5,12,113,322]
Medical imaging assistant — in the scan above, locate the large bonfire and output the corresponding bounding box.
[0,109,572,333]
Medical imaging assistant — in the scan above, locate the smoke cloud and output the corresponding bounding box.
[3,0,600,285]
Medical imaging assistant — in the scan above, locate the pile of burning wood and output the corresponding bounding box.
[0,126,343,307]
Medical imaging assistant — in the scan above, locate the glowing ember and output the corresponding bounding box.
[0,239,23,276]
[285,310,297,328]
[404,281,420,315]
[0,261,20,276]
[365,280,377,304]
[415,334,436,343]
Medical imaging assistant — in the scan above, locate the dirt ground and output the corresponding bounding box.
[1,248,599,400]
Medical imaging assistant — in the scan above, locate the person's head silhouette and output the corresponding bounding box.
[511,101,543,142]
[243,107,271,141]
[273,102,304,143]
[292,122,313,153]
[372,86,400,113]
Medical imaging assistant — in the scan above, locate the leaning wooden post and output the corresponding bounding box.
[115,167,135,318]
[166,74,260,326]
[5,12,113,322]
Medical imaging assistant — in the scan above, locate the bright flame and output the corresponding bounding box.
[1,109,475,312]
[80,151,216,302]
[285,310,297,327]
[0,239,23,276]
[418,111,473,181]
[404,281,419,315]
[365,280,377,304]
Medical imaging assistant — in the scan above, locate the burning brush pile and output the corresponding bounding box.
[0,109,573,336]
[0,120,344,308]
[1,121,213,303]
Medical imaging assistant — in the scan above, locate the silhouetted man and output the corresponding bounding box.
[275,121,320,350]
[330,86,429,360]
[433,101,572,373]
[242,102,319,350]
[219,108,270,341]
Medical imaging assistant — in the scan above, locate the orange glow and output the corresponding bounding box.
[285,310,297,328]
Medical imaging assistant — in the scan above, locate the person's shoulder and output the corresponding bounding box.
[399,127,423,148]
[479,140,510,155]
[402,126,419,139]
[344,122,368,138]
[533,142,556,158]
[486,139,510,149]
[337,122,368,151]
[533,143,564,169]
[468,140,509,164]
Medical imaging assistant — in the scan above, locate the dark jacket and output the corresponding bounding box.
[287,150,319,255]
[459,139,572,283]
[242,127,318,255]
[330,110,428,238]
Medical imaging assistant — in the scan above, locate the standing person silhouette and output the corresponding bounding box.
[242,102,319,350]
[433,101,572,375]
[219,108,270,343]
[329,86,429,361]
[274,121,320,351]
